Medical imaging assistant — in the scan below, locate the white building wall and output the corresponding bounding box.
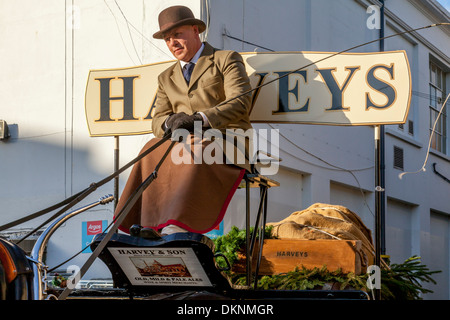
[0,0,448,298]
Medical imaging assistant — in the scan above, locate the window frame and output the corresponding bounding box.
[429,61,447,154]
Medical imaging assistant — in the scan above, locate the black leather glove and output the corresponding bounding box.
[166,112,203,132]
[190,113,204,127]
[166,112,189,131]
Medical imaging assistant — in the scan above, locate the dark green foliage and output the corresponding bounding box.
[213,226,441,300]
[213,225,274,270]
[380,256,440,300]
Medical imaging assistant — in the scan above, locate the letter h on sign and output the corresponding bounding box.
[95,76,140,122]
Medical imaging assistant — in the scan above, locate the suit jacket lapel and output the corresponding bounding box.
[187,43,215,89]
[169,43,216,90]
[170,61,188,90]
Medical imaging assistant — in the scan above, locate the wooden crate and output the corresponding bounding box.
[233,239,362,275]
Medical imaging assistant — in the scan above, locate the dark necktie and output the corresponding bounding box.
[184,62,195,84]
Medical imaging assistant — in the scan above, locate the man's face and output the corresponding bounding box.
[163,25,201,62]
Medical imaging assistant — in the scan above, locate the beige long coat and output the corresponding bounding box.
[151,42,253,138]
[116,43,253,233]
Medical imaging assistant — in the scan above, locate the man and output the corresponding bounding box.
[115,5,253,236]
[150,5,252,138]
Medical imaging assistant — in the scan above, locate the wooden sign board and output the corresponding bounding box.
[108,247,213,287]
[85,51,411,136]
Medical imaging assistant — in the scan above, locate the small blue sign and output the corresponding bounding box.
[81,220,108,253]
[203,221,224,239]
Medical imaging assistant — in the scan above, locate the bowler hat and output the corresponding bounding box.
[153,6,206,39]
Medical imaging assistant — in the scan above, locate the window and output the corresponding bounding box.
[429,62,447,154]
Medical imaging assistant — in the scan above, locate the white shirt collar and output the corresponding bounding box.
[180,42,205,68]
